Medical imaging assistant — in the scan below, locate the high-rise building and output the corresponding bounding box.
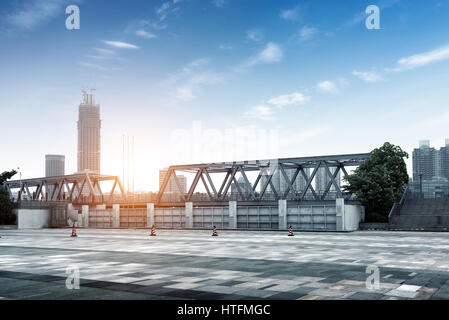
[260,167,310,197]
[279,168,310,194]
[45,154,65,198]
[261,169,280,196]
[412,139,449,182]
[77,90,101,174]
[159,168,187,193]
[45,155,65,177]
[438,139,449,179]
[315,167,341,194]
[412,140,438,181]
[231,176,252,195]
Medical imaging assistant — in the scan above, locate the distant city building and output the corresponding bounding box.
[411,139,449,198]
[261,169,280,196]
[45,154,65,177]
[412,140,437,181]
[260,167,310,196]
[409,176,449,199]
[159,168,187,193]
[231,176,252,195]
[315,167,341,194]
[280,168,310,194]
[77,90,101,174]
[438,139,449,179]
[412,139,449,181]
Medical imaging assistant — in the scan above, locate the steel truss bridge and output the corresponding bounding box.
[157,153,371,205]
[3,172,125,204]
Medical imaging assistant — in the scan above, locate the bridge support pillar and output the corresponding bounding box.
[229,201,237,229]
[185,202,193,228]
[82,205,89,228]
[336,198,345,231]
[278,200,287,230]
[336,198,346,231]
[146,203,154,228]
[112,204,120,228]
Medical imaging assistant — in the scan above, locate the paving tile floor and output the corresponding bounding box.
[0,229,448,300]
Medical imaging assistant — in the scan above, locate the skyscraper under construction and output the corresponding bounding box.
[77,90,101,174]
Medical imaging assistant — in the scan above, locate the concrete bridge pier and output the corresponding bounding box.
[229,201,237,229]
[112,204,120,228]
[146,203,154,228]
[278,199,287,230]
[81,205,89,227]
[185,202,193,228]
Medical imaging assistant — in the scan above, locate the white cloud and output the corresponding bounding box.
[295,26,318,42]
[246,43,283,67]
[156,2,170,21]
[246,29,264,42]
[257,43,283,63]
[165,58,223,102]
[93,48,116,55]
[136,30,157,39]
[176,86,195,101]
[103,40,140,49]
[352,70,383,82]
[244,105,276,120]
[244,92,309,120]
[280,6,300,21]
[212,0,226,8]
[391,45,449,72]
[316,81,338,93]
[182,58,210,73]
[267,93,309,108]
[3,0,71,30]
[78,62,111,71]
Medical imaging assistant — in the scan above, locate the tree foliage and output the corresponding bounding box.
[0,170,17,224]
[0,170,17,185]
[343,142,409,222]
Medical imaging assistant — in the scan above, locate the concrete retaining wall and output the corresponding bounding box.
[16,209,51,229]
[64,199,365,231]
[344,205,365,231]
[287,205,337,230]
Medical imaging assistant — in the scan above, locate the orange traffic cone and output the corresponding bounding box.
[212,225,218,237]
[288,225,294,237]
[71,223,77,237]
[150,225,156,236]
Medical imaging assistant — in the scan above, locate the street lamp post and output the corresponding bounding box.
[17,167,22,202]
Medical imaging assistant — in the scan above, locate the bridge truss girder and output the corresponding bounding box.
[157,153,370,205]
[3,173,125,204]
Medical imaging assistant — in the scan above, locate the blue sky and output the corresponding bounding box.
[1,0,449,191]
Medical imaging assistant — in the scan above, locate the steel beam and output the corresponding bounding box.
[203,169,218,198]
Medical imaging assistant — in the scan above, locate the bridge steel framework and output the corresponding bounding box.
[157,153,371,206]
[3,173,125,204]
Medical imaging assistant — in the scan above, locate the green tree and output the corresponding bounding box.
[343,142,409,222]
[0,170,17,184]
[0,170,17,224]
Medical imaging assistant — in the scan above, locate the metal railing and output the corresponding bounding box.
[388,185,408,219]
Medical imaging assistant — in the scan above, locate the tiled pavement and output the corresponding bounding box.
[0,229,448,300]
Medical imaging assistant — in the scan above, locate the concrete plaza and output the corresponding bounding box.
[0,228,448,300]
